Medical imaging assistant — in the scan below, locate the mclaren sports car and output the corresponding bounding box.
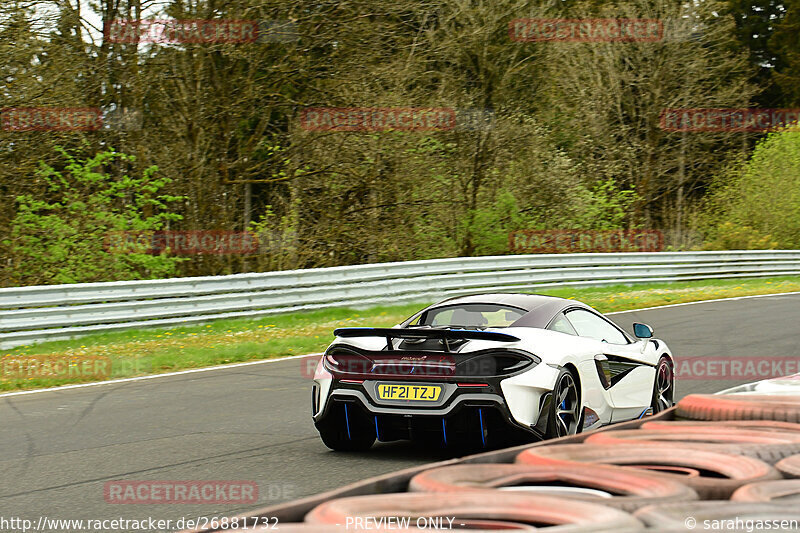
[311,293,675,451]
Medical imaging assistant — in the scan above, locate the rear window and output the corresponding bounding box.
[417,304,526,328]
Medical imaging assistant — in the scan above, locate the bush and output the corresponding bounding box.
[2,148,185,285]
[701,129,800,249]
[701,222,778,250]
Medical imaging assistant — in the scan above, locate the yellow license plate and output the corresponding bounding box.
[376,383,442,401]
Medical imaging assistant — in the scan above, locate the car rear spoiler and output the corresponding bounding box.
[333,327,520,352]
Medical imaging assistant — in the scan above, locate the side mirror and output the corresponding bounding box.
[633,322,654,339]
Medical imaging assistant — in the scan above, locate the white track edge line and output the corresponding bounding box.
[607,290,800,314]
[4,290,800,399]
[0,353,322,398]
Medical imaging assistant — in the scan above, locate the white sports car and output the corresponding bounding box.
[311,293,675,451]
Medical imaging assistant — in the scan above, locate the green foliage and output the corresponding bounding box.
[770,0,800,105]
[3,148,186,285]
[462,178,637,256]
[573,178,639,230]
[701,129,800,249]
[725,0,800,106]
[462,192,532,256]
[1,0,795,283]
[701,221,778,250]
[247,203,300,271]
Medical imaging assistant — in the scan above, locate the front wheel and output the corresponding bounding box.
[651,356,675,414]
[545,368,582,439]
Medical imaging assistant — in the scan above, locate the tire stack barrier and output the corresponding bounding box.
[731,479,800,502]
[305,492,641,531]
[515,443,781,499]
[633,502,800,528]
[183,378,800,532]
[406,463,699,512]
[583,427,800,464]
[777,455,800,478]
[676,393,800,423]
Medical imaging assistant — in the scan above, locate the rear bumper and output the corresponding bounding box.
[313,380,549,445]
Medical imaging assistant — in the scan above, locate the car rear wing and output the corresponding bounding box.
[333,327,520,352]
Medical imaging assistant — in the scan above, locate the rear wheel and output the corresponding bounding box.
[651,356,674,414]
[318,424,375,451]
[316,403,376,451]
[545,368,581,439]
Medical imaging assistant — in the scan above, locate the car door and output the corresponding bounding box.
[563,308,656,421]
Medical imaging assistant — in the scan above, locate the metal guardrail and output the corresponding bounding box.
[2,250,799,349]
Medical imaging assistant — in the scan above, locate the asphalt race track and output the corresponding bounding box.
[1,292,799,528]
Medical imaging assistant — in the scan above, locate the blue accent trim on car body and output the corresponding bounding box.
[478,408,486,447]
[344,403,352,440]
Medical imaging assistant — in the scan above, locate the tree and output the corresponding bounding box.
[535,0,756,241]
[770,0,800,105]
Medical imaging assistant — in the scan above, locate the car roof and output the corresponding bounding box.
[422,292,595,329]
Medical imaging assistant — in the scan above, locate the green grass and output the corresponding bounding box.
[3,275,800,392]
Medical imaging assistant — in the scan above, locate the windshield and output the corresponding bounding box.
[415,304,526,328]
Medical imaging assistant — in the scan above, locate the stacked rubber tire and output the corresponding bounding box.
[216,392,800,532]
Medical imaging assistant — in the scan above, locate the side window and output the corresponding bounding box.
[565,309,628,344]
[548,314,578,336]
[430,309,454,326]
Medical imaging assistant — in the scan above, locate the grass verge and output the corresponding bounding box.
[3,275,800,392]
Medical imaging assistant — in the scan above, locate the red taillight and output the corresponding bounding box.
[326,353,372,374]
[457,383,489,387]
[340,379,364,384]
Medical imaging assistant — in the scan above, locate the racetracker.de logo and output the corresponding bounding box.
[1,107,103,131]
[300,107,458,132]
[105,231,258,255]
[675,357,800,380]
[104,19,259,43]
[660,108,800,132]
[104,481,258,504]
[509,18,663,42]
[1,355,111,380]
[509,229,664,254]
